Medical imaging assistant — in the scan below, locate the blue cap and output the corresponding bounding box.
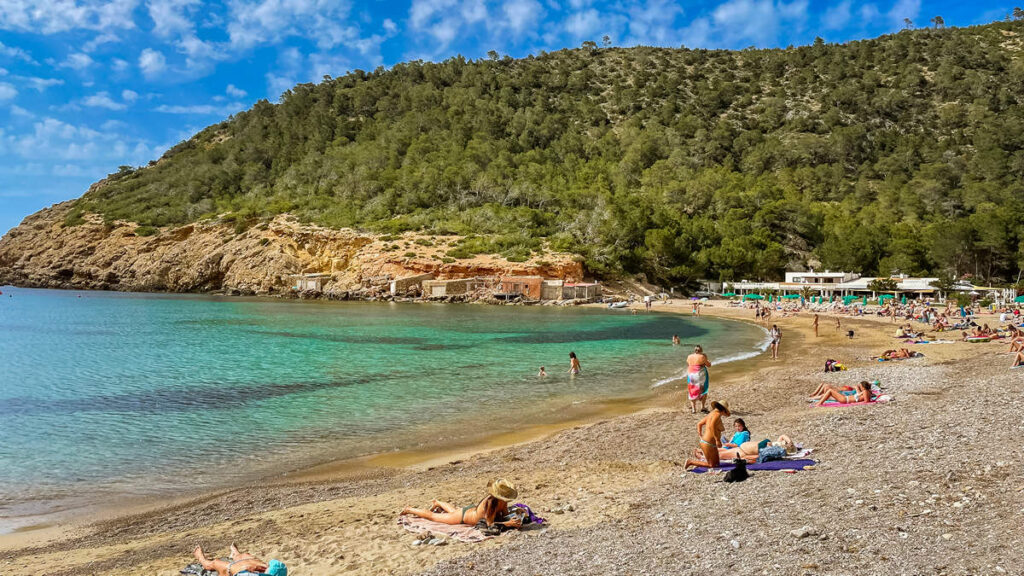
[265,560,287,576]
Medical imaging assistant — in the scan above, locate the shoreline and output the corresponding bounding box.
[6,300,1017,575]
[0,298,766,546]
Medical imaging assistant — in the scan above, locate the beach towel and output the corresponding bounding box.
[397,514,494,543]
[690,459,816,474]
[687,365,709,400]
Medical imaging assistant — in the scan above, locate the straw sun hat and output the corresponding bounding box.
[710,400,731,416]
[487,478,518,501]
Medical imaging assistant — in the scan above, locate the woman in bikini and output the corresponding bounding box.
[719,434,797,462]
[401,479,522,528]
[192,543,287,576]
[686,345,712,413]
[684,400,729,469]
[815,381,873,406]
[568,351,581,375]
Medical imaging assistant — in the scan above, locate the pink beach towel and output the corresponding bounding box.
[396,514,493,543]
[815,395,891,408]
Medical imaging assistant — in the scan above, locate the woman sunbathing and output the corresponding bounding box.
[401,479,522,528]
[879,348,915,360]
[815,381,873,406]
[192,543,287,576]
[718,435,798,462]
[1013,352,1024,368]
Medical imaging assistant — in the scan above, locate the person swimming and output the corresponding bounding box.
[538,366,548,377]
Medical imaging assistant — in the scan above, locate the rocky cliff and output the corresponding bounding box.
[0,203,583,296]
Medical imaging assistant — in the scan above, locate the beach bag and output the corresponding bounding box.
[757,445,786,463]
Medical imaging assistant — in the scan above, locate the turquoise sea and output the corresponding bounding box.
[0,287,767,531]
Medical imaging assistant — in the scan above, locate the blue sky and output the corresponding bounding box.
[0,1,1019,234]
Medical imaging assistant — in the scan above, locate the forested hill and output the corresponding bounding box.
[72,19,1024,285]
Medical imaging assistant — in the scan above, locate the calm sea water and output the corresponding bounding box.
[0,287,766,530]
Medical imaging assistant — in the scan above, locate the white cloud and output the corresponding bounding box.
[565,9,601,38]
[822,0,852,30]
[462,0,487,23]
[139,48,167,78]
[111,58,130,72]
[382,18,398,34]
[83,91,126,110]
[887,0,921,27]
[0,117,153,165]
[82,32,121,52]
[148,0,200,37]
[225,84,247,98]
[17,76,64,92]
[0,82,17,101]
[0,41,34,63]
[0,0,139,34]
[678,0,808,48]
[226,0,356,51]
[154,102,245,115]
[625,0,684,45]
[502,0,543,34]
[60,52,95,70]
[10,105,33,118]
[121,89,139,102]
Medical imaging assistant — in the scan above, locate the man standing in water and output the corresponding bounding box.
[769,324,781,360]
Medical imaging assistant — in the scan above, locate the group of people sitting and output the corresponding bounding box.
[681,400,799,469]
[894,324,923,339]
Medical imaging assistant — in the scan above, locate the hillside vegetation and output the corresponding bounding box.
[73,20,1024,284]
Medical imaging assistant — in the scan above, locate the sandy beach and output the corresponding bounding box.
[3,301,1021,575]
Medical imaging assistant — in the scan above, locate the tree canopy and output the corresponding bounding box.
[75,20,1024,285]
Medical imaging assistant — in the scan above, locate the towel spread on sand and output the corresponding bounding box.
[690,458,816,474]
[397,514,494,543]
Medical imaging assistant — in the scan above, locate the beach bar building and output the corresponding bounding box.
[541,279,564,300]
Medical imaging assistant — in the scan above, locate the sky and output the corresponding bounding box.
[0,1,1020,234]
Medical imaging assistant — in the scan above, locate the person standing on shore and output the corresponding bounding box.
[568,352,581,376]
[686,345,712,413]
[769,324,781,360]
[835,317,842,332]
[812,314,819,337]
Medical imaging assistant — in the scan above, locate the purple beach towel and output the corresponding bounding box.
[690,459,816,474]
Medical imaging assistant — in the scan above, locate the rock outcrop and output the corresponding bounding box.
[0,203,583,296]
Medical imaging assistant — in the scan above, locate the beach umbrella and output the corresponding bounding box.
[901,295,907,304]
[862,296,868,306]
[722,292,736,297]
[744,294,764,301]
[691,296,700,300]
[842,295,859,305]
[783,294,800,299]
[879,294,894,302]
[1014,295,1024,303]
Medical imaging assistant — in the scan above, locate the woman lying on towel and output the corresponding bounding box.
[815,381,873,406]
[878,348,922,360]
[715,435,797,463]
[401,478,523,528]
[809,380,880,402]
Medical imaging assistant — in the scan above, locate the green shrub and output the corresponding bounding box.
[135,225,159,237]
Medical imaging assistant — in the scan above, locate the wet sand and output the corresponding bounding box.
[2,301,1019,575]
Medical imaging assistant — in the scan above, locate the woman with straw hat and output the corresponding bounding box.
[401,478,522,528]
[684,400,730,469]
